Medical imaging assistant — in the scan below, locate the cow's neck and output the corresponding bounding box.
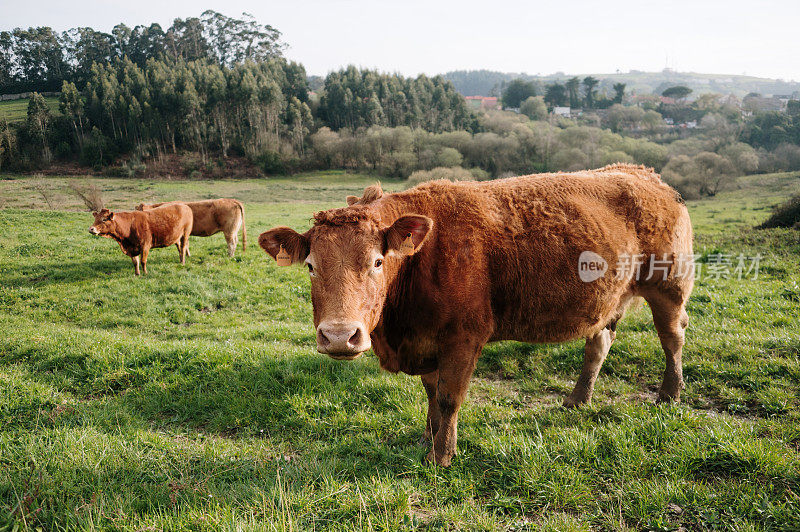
[369,193,440,374]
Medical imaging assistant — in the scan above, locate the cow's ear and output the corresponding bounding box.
[259,227,310,264]
[107,211,114,220]
[384,215,433,256]
[346,195,359,206]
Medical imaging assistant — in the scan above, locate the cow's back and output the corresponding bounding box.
[184,199,241,237]
[381,164,691,346]
[144,203,193,248]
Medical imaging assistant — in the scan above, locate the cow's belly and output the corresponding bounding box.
[151,228,182,248]
[490,285,633,343]
[485,211,638,343]
[190,211,222,237]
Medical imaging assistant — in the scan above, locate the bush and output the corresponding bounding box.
[520,96,547,121]
[255,151,286,175]
[406,166,482,187]
[758,195,800,229]
[79,127,116,168]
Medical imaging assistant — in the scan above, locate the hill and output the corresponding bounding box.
[444,68,800,98]
[0,96,60,123]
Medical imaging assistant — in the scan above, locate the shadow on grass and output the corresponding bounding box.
[0,256,178,287]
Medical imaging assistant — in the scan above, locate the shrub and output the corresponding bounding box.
[406,166,479,187]
[758,195,800,229]
[79,127,116,168]
[68,180,104,211]
[255,151,286,175]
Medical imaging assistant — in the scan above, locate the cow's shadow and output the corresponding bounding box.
[1,257,175,287]
[49,350,426,471]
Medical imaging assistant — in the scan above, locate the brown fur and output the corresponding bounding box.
[90,204,193,275]
[137,199,246,257]
[259,164,694,466]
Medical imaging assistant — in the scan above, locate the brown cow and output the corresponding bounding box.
[89,204,193,275]
[136,199,246,257]
[259,164,694,466]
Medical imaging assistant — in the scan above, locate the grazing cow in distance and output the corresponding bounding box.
[137,199,246,257]
[89,204,193,275]
[259,164,694,467]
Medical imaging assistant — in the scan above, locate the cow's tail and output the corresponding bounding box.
[237,201,247,252]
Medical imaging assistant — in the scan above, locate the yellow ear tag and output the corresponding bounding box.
[400,233,415,256]
[276,245,292,267]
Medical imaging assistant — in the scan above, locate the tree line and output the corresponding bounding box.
[0,11,284,93]
[502,77,626,110]
[2,13,799,201]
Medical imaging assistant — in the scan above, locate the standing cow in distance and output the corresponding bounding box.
[89,204,193,275]
[259,164,694,467]
[137,199,246,257]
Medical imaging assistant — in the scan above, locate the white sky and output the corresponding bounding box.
[3,0,800,80]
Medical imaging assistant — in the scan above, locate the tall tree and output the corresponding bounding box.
[544,83,567,107]
[565,77,580,108]
[501,79,538,109]
[200,10,285,66]
[582,76,599,108]
[612,82,626,104]
[661,85,692,101]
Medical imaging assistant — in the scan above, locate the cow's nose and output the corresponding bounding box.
[316,321,370,356]
[88,227,98,235]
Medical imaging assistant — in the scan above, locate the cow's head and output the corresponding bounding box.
[89,208,116,236]
[259,204,432,360]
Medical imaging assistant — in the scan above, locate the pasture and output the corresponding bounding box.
[1,170,799,531]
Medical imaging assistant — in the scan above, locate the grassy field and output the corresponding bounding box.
[0,97,61,124]
[1,170,799,531]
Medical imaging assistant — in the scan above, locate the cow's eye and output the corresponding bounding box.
[374,259,383,268]
[306,263,314,273]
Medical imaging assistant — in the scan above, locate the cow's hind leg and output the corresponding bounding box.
[179,234,189,264]
[131,255,141,276]
[141,248,149,275]
[419,370,441,444]
[175,243,190,257]
[647,294,688,402]
[564,327,616,408]
[225,231,237,258]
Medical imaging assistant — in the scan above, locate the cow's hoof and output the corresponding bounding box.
[562,395,589,409]
[423,449,452,467]
[656,390,681,404]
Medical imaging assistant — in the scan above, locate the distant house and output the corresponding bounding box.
[465,96,500,110]
[552,106,571,118]
[660,96,676,105]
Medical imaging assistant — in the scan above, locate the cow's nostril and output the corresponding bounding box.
[347,328,362,347]
[317,328,331,347]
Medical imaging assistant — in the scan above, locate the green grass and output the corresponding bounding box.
[0,97,61,124]
[1,171,799,530]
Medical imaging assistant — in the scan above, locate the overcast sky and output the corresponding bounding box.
[4,0,800,80]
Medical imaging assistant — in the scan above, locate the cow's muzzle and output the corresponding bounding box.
[88,227,99,235]
[316,320,370,358]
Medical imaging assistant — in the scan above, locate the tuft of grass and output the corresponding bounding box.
[0,171,799,530]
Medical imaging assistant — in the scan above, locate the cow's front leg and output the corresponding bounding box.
[419,370,440,444]
[425,345,479,467]
[131,255,141,276]
[564,327,615,407]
